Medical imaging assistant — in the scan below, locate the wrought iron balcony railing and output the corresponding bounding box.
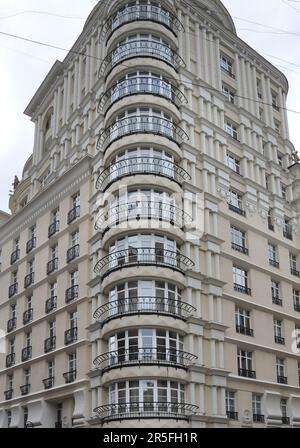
[269,259,279,268]
[99,40,186,77]
[7,317,17,333]
[63,370,77,384]
[65,285,79,304]
[4,389,13,401]
[291,268,300,277]
[20,384,31,396]
[21,346,32,362]
[6,353,15,368]
[94,297,196,326]
[94,248,194,279]
[23,308,33,325]
[228,203,246,216]
[48,220,60,238]
[65,327,78,345]
[43,376,55,390]
[9,283,18,298]
[67,206,80,225]
[231,243,249,255]
[94,402,198,422]
[282,416,290,425]
[294,303,300,313]
[44,336,56,353]
[100,4,185,42]
[47,258,58,275]
[67,245,80,263]
[95,201,192,233]
[24,272,34,289]
[234,283,251,295]
[97,116,188,153]
[10,249,20,265]
[26,237,36,254]
[96,157,191,192]
[236,325,254,337]
[272,295,283,306]
[98,77,187,114]
[283,227,293,240]
[227,411,238,420]
[253,413,265,423]
[277,375,288,384]
[45,296,57,314]
[275,335,285,345]
[94,348,197,372]
[238,368,256,379]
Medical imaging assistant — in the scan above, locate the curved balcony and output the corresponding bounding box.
[94,248,194,279]
[96,157,190,192]
[95,201,192,234]
[94,297,195,326]
[101,4,185,42]
[98,77,187,114]
[97,116,188,153]
[94,348,197,373]
[94,402,198,422]
[99,40,186,77]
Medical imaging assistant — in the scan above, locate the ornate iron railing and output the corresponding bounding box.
[44,336,56,353]
[65,327,78,345]
[26,237,36,254]
[24,272,34,289]
[94,248,194,279]
[23,308,33,325]
[96,157,190,191]
[99,40,186,77]
[10,249,20,265]
[65,285,79,303]
[48,220,60,238]
[95,201,192,233]
[6,353,15,368]
[98,77,187,114]
[63,370,77,384]
[94,402,198,421]
[100,4,184,42]
[7,317,17,333]
[8,283,18,298]
[45,296,57,314]
[67,206,80,225]
[20,384,31,396]
[94,297,195,326]
[43,377,55,389]
[67,245,80,263]
[22,346,32,362]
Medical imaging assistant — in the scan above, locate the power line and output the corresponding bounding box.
[0,10,86,20]
[281,0,300,12]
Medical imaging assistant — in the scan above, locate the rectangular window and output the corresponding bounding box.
[225,391,237,419]
[224,120,238,140]
[233,266,250,294]
[290,253,298,273]
[252,394,262,415]
[48,360,55,378]
[222,84,235,103]
[281,184,286,200]
[276,358,285,378]
[271,91,279,111]
[226,153,240,174]
[268,243,279,267]
[69,352,77,372]
[220,54,234,77]
[271,280,282,305]
[228,190,244,213]
[231,226,247,253]
[235,307,253,336]
[294,289,300,311]
[237,349,254,376]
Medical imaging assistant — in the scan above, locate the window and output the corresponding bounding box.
[271,91,279,111]
[257,79,262,99]
[48,360,55,378]
[228,190,244,215]
[6,410,12,428]
[233,266,250,294]
[71,230,79,247]
[235,307,253,336]
[268,243,279,267]
[69,352,77,372]
[231,226,248,254]
[280,399,289,424]
[290,253,299,276]
[10,303,16,319]
[71,270,79,287]
[268,209,274,231]
[23,406,28,428]
[252,394,263,421]
[274,120,280,133]
[29,225,36,241]
[220,54,234,77]
[7,374,13,390]
[294,289,300,312]
[281,183,286,200]
[49,321,56,338]
[24,369,30,385]
[284,219,293,240]
[226,153,240,174]
[225,391,237,419]
[277,152,283,167]
[50,282,57,298]
[26,331,32,348]
[9,338,15,355]
[271,280,282,306]
[274,319,285,344]
[224,120,238,140]
[222,84,235,103]
[237,349,255,377]
[276,358,286,383]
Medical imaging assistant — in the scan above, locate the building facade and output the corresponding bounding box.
[1,0,300,428]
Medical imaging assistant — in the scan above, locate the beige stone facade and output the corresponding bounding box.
[0,0,300,428]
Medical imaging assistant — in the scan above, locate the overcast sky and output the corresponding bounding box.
[1,0,300,213]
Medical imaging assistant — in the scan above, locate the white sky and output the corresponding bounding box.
[1,0,300,212]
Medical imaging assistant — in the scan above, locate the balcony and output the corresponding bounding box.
[65,285,79,304]
[97,116,189,153]
[48,220,60,238]
[99,40,186,78]
[21,346,32,362]
[66,245,80,263]
[63,370,77,384]
[94,248,194,280]
[94,348,197,373]
[6,353,15,368]
[23,308,33,326]
[8,283,18,298]
[64,327,78,345]
[231,243,249,255]
[269,259,279,268]
[96,157,191,192]
[24,272,34,289]
[67,206,80,225]
[226,411,238,420]
[47,258,58,275]
[98,77,187,115]
[100,4,185,42]
[4,389,13,401]
[283,228,293,240]
[7,317,17,333]
[236,325,254,337]
[277,375,288,384]
[45,296,57,314]
[95,201,192,234]
[234,283,251,296]
[282,417,290,425]
[275,336,285,345]
[228,204,246,216]
[94,402,198,422]
[20,384,30,396]
[10,249,20,265]
[291,268,300,277]
[43,377,55,390]
[26,237,36,254]
[238,368,256,379]
[94,297,196,327]
[44,336,56,353]
[253,414,265,423]
[272,296,283,306]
